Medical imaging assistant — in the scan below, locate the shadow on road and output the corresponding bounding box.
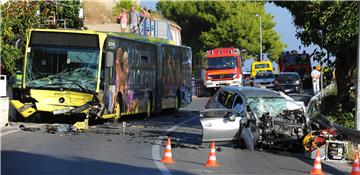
[1,150,196,175]
[264,151,348,175]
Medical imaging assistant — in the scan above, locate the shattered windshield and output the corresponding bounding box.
[247,97,286,119]
[25,46,99,93]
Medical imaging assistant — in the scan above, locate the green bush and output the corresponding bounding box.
[320,93,355,129]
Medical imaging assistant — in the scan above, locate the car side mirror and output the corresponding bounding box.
[105,52,114,68]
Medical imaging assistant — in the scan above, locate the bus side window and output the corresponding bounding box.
[141,55,148,64]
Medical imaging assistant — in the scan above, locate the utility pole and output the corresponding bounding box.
[356,4,360,131]
[256,14,262,61]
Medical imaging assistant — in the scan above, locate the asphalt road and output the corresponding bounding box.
[1,97,351,175]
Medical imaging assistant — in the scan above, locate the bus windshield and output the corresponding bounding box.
[254,63,270,69]
[25,46,100,93]
[206,56,237,70]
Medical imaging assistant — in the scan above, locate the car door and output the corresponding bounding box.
[200,90,242,142]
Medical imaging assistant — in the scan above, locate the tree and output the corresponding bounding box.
[274,1,358,112]
[113,0,141,17]
[156,1,286,63]
[0,0,82,75]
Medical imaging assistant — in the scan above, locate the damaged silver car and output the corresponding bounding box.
[200,86,309,151]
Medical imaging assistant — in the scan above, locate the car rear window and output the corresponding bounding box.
[278,74,299,81]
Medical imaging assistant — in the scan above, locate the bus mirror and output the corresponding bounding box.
[105,52,114,68]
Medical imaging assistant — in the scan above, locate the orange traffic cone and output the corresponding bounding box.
[160,138,175,164]
[310,149,324,175]
[351,150,360,175]
[205,142,220,167]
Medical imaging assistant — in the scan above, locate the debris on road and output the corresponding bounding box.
[45,124,72,134]
[19,124,41,132]
[72,118,89,131]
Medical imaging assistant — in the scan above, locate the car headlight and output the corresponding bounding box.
[295,80,300,84]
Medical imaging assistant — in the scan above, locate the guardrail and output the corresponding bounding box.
[306,82,360,144]
[311,113,360,145]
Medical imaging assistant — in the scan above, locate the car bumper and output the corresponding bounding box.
[205,79,242,88]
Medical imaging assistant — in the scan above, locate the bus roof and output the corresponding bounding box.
[29,29,188,48]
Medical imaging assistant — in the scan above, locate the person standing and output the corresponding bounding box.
[119,9,128,32]
[311,66,321,94]
[130,6,140,32]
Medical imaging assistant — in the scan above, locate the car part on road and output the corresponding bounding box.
[19,124,41,132]
[45,124,73,134]
[72,117,89,131]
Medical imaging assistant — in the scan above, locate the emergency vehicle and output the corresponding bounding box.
[278,50,312,83]
[203,47,243,95]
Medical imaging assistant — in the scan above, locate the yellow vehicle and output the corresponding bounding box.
[11,28,192,126]
[250,61,274,78]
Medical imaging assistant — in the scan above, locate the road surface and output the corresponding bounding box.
[1,97,351,175]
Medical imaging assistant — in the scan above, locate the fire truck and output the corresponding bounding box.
[278,50,312,84]
[203,47,243,95]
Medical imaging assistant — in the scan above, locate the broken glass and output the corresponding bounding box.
[247,97,287,119]
[25,46,99,92]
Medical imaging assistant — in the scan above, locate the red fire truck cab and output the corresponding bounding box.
[204,47,243,95]
[278,50,312,84]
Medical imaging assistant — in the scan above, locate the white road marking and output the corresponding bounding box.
[0,124,44,137]
[152,116,197,175]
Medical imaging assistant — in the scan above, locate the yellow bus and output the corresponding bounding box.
[11,29,192,126]
[250,61,274,78]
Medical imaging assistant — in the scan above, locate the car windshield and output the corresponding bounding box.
[247,97,286,118]
[255,73,274,79]
[254,63,270,69]
[206,56,237,70]
[25,46,100,93]
[278,74,299,82]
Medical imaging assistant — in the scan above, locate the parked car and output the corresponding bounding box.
[276,72,303,94]
[200,86,309,151]
[253,72,275,89]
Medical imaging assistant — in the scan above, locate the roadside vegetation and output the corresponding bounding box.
[275,1,359,123]
[156,1,286,71]
[0,1,82,75]
[320,84,356,129]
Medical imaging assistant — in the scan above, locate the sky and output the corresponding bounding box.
[140,1,320,72]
